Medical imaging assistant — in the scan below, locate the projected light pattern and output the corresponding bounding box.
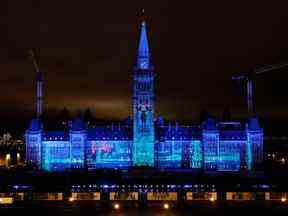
[157,140,203,168]
[190,140,202,168]
[203,131,219,170]
[157,141,182,168]
[26,118,263,172]
[246,117,264,170]
[133,19,155,166]
[86,140,132,168]
[42,141,70,171]
[247,131,263,170]
[25,18,263,172]
[218,141,241,171]
[137,21,150,70]
[70,131,86,168]
[25,119,42,167]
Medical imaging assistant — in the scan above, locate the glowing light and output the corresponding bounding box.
[137,19,150,69]
[24,18,264,173]
[0,197,13,204]
[203,131,219,170]
[218,141,241,171]
[190,140,202,168]
[209,197,215,202]
[281,197,286,202]
[246,126,263,171]
[70,132,85,169]
[69,197,74,202]
[86,140,132,168]
[163,203,169,210]
[113,203,120,210]
[5,154,10,160]
[27,123,263,171]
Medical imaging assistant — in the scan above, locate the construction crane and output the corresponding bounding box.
[28,49,44,119]
[232,62,288,116]
[29,49,40,73]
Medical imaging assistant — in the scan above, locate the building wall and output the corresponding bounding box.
[70,131,86,169]
[190,140,203,169]
[202,130,219,171]
[133,71,155,167]
[42,141,70,171]
[25,131,42,167]
[157,140,183,168]
[25,20,263,172]
[26,125,263,172]
[157,139,203,169]
[247,130,264,170]
[218,141,242,171]
[86,140,132,169]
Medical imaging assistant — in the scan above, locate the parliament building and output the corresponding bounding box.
[25,19,263,172]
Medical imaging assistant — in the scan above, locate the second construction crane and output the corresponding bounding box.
[29,49,44,119]
[232,62,288,116]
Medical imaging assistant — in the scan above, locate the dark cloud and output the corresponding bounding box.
[0,1,288,121]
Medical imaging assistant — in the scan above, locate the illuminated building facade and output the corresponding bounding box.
[133,21,155,167]
[25,19,263,172]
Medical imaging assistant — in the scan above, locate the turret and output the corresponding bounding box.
[25,118,43,167]
[202,116,219,171]
[69,118,87,169]
[246,116,263,171]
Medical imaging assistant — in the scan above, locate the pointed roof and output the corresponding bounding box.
[137,18,151,69]
[29,118,43,131]
[138,21,150,58]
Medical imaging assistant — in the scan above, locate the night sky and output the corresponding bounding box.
[1,1,288,122]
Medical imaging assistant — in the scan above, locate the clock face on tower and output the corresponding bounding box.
[140,60,149,69]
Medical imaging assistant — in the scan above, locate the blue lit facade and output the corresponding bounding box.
[133,21,155,166]
[25,20,263,172]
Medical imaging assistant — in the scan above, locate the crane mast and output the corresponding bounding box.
[29,49,43,119]
[232,62,288,116]
[247,78,254,115]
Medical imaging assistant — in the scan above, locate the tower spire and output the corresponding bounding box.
[133,11,155,167]
[137,11,151,70]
